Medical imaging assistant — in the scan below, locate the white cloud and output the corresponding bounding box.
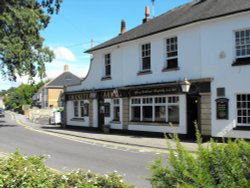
[53,47,76,62]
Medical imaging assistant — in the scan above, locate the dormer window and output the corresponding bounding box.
[233,29,250,66]
[141,43,151,71]
[166,36,178,69]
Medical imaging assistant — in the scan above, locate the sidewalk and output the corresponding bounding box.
[13,112,202,153]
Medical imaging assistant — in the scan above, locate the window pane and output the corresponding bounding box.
[143,106,152,121]
[74,101,79,117]
[168,106,179,123]
[104,103,110,117]
[113,106,120,121]
[132,106,140,121]
[155,106,166,122]
[142,57,151,70]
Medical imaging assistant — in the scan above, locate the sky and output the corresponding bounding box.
[0,0,192,90]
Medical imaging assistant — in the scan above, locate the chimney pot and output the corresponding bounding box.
[120,19,126,34]
[143,6,150,23]
[64,64,69,72]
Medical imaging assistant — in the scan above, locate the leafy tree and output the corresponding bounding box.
[0,0,63,81]
[3,81,45,111]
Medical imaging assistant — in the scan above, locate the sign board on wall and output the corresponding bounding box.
[216,98,229,120]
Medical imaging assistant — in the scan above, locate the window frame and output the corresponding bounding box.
[130,95,180,123]
[73,101,79,117]
[113,99,120,121]
[165,36,178,69]
[140,43,151,71]
[104,53,111,77]
[236,94,250,126]
[235,29,250,59]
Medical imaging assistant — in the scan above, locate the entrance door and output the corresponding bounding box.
[187,95,200,139]
[98,99,105,130]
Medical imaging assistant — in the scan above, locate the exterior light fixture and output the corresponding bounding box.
[181,78,191,93]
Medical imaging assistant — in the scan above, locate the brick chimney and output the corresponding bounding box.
[120,19,126,35]
[64,64,69,72]
[143,6,150,23]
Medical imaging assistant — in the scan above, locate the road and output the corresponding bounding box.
[0,113,165,188]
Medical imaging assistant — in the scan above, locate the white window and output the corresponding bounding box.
[104,53,111,77]
[141,43,151,71]
[166,36,178,69]
[73,101,79,117]
[113,99,120,121]
[74,101,88,118]
[237,94,250,126]
[80,101,84,117]
[235,29,250,58]
[130,96,179,123]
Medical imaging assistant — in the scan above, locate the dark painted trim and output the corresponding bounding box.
[137,70,152,76]
[162,67,180,72]
[233,126,250,131]
[232,57,250,66]
[101,76,112,81]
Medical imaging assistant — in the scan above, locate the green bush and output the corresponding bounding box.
[0,151,133,188]
[150,131,250,188]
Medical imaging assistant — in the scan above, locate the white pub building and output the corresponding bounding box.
[64,0,250,139]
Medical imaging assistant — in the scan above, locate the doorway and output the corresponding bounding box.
[187,95,200,139]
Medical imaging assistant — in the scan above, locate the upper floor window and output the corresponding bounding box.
[141,43,151,71]
[104,53,111,77]
[166,36,178,69]
[235,29,250,58]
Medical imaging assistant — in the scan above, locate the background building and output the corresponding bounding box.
[33,65,82,108]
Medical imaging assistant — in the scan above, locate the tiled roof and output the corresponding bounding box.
[86,0,250,53]
[46,72,81,88]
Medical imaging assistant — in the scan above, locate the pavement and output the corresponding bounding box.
[10,112,204,153]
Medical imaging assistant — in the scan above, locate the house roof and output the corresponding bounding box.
[85,0,250,53]
[45,72,82,88]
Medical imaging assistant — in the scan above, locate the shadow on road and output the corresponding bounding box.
[0,124,17,128]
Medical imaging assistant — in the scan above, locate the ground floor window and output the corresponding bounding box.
[113,99,120,121]
[74,101,79,117]
[237,94,250,126]
[73,100,89,118]
[130,96,179,123]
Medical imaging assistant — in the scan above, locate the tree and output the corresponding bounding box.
[3,81,46,111]
[0,0,63,81]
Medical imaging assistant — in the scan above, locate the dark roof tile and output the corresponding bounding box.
[86,0,250,53]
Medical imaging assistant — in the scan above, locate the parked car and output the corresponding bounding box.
[0,108,5,117]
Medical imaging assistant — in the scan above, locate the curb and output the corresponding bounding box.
[12,112,198,154]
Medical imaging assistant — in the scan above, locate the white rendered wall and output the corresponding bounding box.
[66,12,250,138]
[200,12,250,138]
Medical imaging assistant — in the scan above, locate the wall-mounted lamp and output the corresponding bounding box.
[180,78,191,93]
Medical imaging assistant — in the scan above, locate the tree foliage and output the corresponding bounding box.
[2,81,45,111]
[0,0,63,81]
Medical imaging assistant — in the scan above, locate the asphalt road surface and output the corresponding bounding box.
[0,113,165,187]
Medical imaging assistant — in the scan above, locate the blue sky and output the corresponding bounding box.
[0,0,192,90]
